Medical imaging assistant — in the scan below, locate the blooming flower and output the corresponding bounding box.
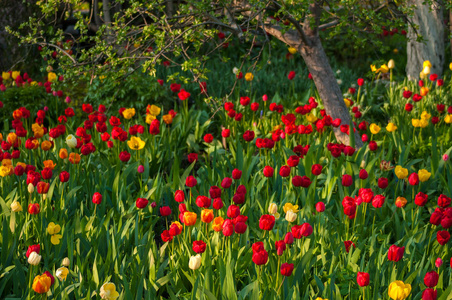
[127,136,145,150]
[388,280,411,300]
[56,267,69,281]
[99,282,120,300]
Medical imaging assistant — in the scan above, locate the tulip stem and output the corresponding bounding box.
[275,256,280,291]
[277,277,285,295]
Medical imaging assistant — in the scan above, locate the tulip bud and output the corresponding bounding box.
[62,257,70,267]
[268,203,278,214]
[285,210,297,223]
[189,254,202,270]
[423,66,431,75]
[388,59,395,69]
[28,252,42,265]
[28,183,34,193]
[435,258,443,268]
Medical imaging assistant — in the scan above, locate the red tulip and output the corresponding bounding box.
[408,173,419,186]
[372,195,385,208]
[359,169,368,180]
[59,171,70,182]
[415,192,428,206]
[316,202,325,212]
[342,174,353,187]
[160,206,171,216]
[192,240,207,253]
[252,250,268,265]
[221,177,232,188]
[259,214,275,231]
[227,205,240,218]
[119,151,131,162]
[437,230,450,245]
[311,164,322,176]
[28,203,40,214]
[422,288,437,300]
[92,192,102,205]
[212,198,224,210]
[136,198,149,209]
[275,240,286,256]
[174,190,185,203]
[161,230,173,242]
[287,71,296,80]
[279,165,290,177]
[284,232,294,245]
[185,175,197,187]
[280,263,294,276]
[203,134,213,143]
[377,177,388,189]
[232,169,242,180]
[388,245,404,262]
[357,272,369,287]
[26,244,40,257]
[344,241,355,253]
[437,194,451,208]
[263,166,274,178]
[423,271,439,288]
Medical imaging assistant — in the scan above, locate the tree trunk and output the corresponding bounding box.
[406,0,445,79]
[298,35,363,148]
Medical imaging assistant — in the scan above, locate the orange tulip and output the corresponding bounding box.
[201,209,214,223]
[183,211,197,226]
[59,148,68,159]
[43,160,56,170]
[212,216,224,232]
[69,153,81,164]
[32,274,51,293]
[41,141,52,151]
[12,109,23,120]
[7,132,17,145]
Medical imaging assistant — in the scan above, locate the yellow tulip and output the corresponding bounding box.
[418,169,431,182]
[2,72,10,80]
[370,65,377,73]
[421,111,431,120]
[122,108,136,120]
[99,282,120,300]
[369,123,381,134]
[419,71,426,79]
[11,200,23,212]
[11,71,20,80]
[47,222,61,235]
[48,72,57,82]
[388,280,411,300]
[423,60,432,69]
[422,66,431,75]
[306,113,318,123]
[411,119,420,127]
[283,203,299,213]
[386,122,397,132]
[419,119,428,128]
[449,62,452,71]
[445,115,452,124]
[379,64,389,73]
[148,105,161,116]
[127,136,146,150]
[146,114,156,124]
[0,166,10,177]
[56,267,69,281]
[245,72,254,82]
[394,166,408,179]
[344,98,352,107]
[288,47,297,54]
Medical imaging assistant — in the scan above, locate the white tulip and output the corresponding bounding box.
[189,254,201,270]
